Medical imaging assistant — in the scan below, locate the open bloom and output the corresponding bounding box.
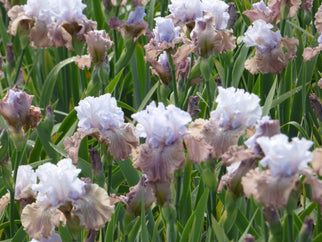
[32,159,85,206]
[64,93,138,164]
[244,20,281,53]
[75,93,124,131]
[186,87,262,159]
[169,0,203,23]
[21,159,114,240]
[243,20,298,74]
[15,165,37,201]
[257,134,313,177]
[211,87,262,130]
[8,0,96,49]
[132,102,191,187]
[202,0,230,30]
[153,17,180,44]
[132,101,191,148]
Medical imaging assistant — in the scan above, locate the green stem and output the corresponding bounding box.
[115,40,136,74]
[167,51,179,106]
[175,171,182,211]
[200,59,213,116]
[287,213,293,242]
[102,145,114,195]
[13,48,25,85]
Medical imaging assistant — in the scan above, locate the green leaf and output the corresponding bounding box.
[190,188,209,242]
[105,69,124,94]
[237,208,259,242]
[232,45,248,88]
[211,215,230,242]
[117,159,140,187]
[262,77,277,116]
[40,57,76,109]
[11,226,27,242]
[137,82,159,112]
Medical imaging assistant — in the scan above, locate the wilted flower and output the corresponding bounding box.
[257,134,313,177]
[244,20,298,74]
[120,174,156,216]
[83,30,113,67]
[109,6,149,41]
[217,146,259,196]
[64,93,138,164]
[169,0,203,24]
[202,0,230,30]
[245,116,280,154]
[132,101,191,148]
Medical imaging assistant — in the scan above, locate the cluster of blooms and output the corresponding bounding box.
[142,0,236,85]
[7,0,96,50]
[13,159,114,241]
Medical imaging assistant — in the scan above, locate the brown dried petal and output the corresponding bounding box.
[202,120,244,159]
[85,30,113,64]
[109,17,148,42]
[302,168,322,209]
[268,0,301,23]
[242,168,298,209]
[311,148,322,176]
[244,56,259,75]
[184,119,212,164]
[218,157,258,196]
[29,21,51,48]
[149,59,172,85]
[72,183,114,230]
[0,193,10,216]
[48,23,73,50]
[24,105,42,131]
[8,6,34,36]
[132,140,186,183]
[64,124,138,164]
[221,146,260,166]
[246,37,299,74]
[301,0,313,12]
[21,203,56,240]
[243,8,274,24]
[75,55,92,70]
[121,175,156,216]
[303,45,322,62]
